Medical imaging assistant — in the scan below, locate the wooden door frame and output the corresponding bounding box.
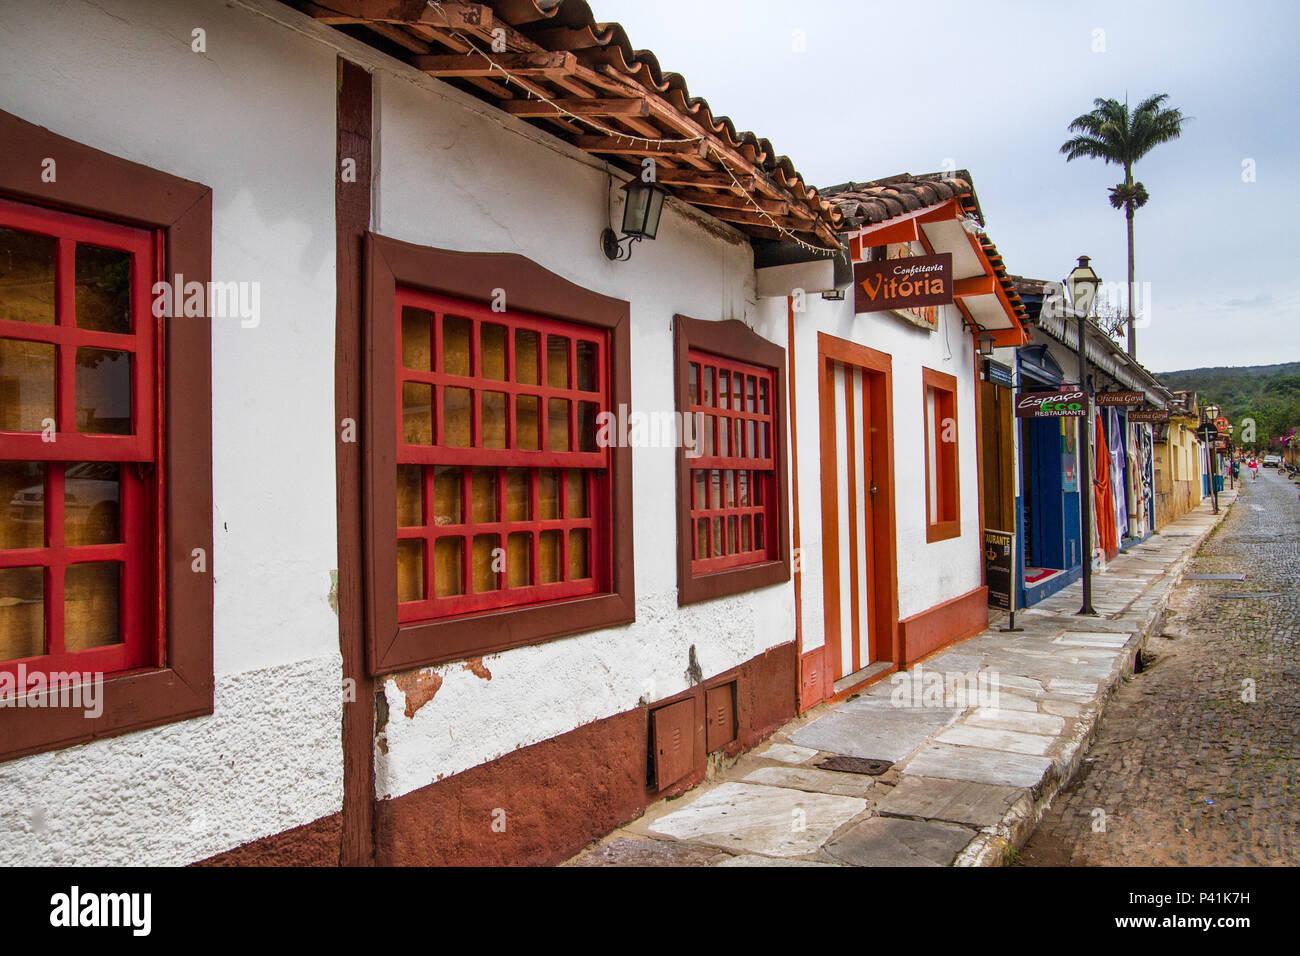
[816,333,899,674]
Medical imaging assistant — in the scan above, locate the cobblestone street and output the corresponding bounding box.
[1023,469,1300,865]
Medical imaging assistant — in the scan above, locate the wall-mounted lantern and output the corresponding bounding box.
[978,331,995,356]
[602,179,667,261]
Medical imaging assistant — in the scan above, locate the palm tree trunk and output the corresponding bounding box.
[1126,192,1136,358]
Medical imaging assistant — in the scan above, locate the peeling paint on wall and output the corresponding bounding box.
[685,645,704,685]
[327,570,339,616]
[393,669,444,719]
[462,658,492,681]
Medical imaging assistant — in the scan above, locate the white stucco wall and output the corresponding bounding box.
[368,37,795,802]
[0,0,801,854]
[762,282,984,655]
[0,0,343,863]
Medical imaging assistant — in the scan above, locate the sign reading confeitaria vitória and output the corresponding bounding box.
[1014,386,1089,418]
[853,252,953,315]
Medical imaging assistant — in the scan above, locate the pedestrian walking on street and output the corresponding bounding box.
[1249,457,1259,480]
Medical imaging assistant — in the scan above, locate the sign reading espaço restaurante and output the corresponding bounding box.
[1015,386,1089,419]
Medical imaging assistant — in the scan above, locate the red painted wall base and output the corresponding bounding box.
[898,585,989,667]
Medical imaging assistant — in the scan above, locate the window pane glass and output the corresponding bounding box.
[718,370,730,410]
[0,461,43,550]
[506,532,531,588]
[727,516,738,554]
[0,338,56,432]
[481,323,507,381]
[443,386,471,447]
[442,314,471,376]
[402,382,432,445]
[754,514,764,551]
[741,516,752,552]
[538,469,561,520]
[397,539,425,603]
[576,340,597,392]
[65,461,121,546]
[64,561,121,651]
[538,530,561,584]
[712,517,724,557]
[695,518,707,560]
[397,464,422,527]
[433,537,463,597]
[566,470,587,518]
[759,378,769,414]
[516,395,540,451]
[515,329,539,385]
[576,401,598,453]
[548,398,569,451]
[482,391,507,449]
[0,227,56,325]
[472,534,500,592]
[401,307,432,371]
[505,468,529,521]
[0,566,44,661]
[546,335,569,388]
[433,466,462,527]
[724,470,736,508]
[688,363,699,406]
[75,347,132,435]
[470,468,498,524]
[703,415,714,456]
[738,470,749,507]
[693,470,707,510]
[746,376,756,413]
[75,243,132,334]
[569,528,589,580]
[702,366,714,406]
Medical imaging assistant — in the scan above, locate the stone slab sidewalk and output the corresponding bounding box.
[568,491,1236,867]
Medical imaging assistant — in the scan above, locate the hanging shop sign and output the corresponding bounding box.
[1096,390,1145,406]
[1014,386,1088,418]
[984,528,1016,611]
[853,251,952,323]
[983,358,1014,389]
[1127,407,1169,423]
[1214,416,1230,432]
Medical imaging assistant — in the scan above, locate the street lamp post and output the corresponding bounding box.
[1066,256,1100,617]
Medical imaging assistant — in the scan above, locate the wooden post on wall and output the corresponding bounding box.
[336,57,376,866]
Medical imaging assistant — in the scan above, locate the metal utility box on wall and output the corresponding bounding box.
[649,699,695,791]
[705,683,737,752]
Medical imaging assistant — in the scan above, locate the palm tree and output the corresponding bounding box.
[1060,94,1186,358]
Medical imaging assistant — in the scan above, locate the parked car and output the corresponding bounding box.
[1263,455,1282,468]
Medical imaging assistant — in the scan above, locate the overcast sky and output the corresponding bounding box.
[593,0,1299,373]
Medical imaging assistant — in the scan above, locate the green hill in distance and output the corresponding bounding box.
[1157,362,1300,451]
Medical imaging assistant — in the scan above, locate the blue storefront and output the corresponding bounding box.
[1015,344,1085,608]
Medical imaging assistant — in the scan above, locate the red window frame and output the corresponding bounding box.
[0,196,160,680]
[685,350,777,574]
[922,366,960,542]
[673,315,790,606]
[363,235,635,675]
[394,288,611,621]
[0,105,212,764]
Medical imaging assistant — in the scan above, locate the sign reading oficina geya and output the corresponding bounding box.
[1096,390,1145,406]
[853,252,953,320]
[1014,387,1088,419]
[1127,407,1169,423]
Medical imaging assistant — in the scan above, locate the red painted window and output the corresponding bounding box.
[394,288,611,621]
[0,197,159,678]
[922,366,960,542]
[685,349,778,574]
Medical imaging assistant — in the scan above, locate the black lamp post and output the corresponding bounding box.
[1066,256,1100,616]
[602,179,667,261]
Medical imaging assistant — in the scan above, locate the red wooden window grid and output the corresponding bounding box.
[0,196,159,679]
[686,349,777,574]
[394,288,611,621]
[922,367,960,541]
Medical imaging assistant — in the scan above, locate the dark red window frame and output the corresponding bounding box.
[0,107,213,764]
[394,288,611,621]
[922,366,960,542]
[0,197,157,679]
[364,235,634,675]
[673,315,790,606]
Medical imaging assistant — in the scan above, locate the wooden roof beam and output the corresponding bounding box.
[305,0,493,30]
[500,97,650,118]
[412,51,576,77]
[570,135,709,158]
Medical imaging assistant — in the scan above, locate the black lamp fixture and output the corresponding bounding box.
[1066,254,1101,617]
[602,179,668,261]
[1065,255,1101,316]
[978,331,995,356]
